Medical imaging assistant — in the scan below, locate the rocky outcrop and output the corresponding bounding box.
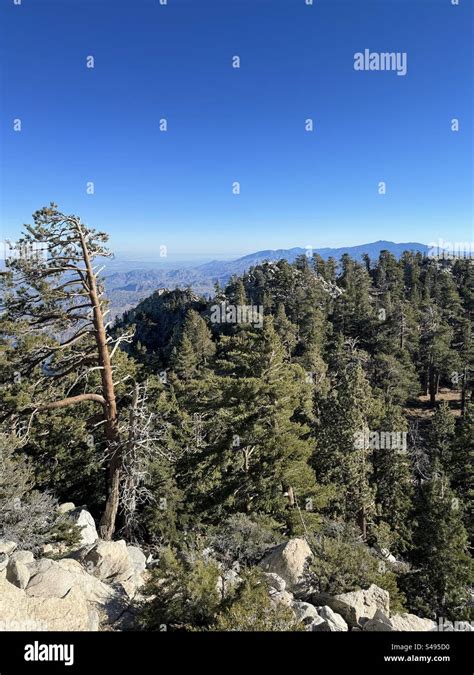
[26,559,77,598]
[139,533,462,633]
[57,502,76,515]
[0,505,148,632]
[83,540,133,581]
[292,601,320,625]
[0,549,140,631]
[390,614,437,632]
[11,551,34,565]
[0,513,456,634]
[363,609,437,632]
[6,559,31,590]
[264,572,287,593]
[0,540,17,556]
[126,546,147,576]
[269,588,294,608]
[0,573,98,631]
[312,584,390,628]
[260,538,312,591]
[68,507,99,546]
[291,600,348,631]
[315,605,349,632]
[371,546,410,574]
[262,572,294,607]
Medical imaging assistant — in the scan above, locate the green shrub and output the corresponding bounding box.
[208,513,280,565]
[213,569,303,632]
[138,547,221,630]
[307,523,406,611]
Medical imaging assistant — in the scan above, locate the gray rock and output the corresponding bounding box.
[260,538,312,591]
[41,544,55,555]
[269,588,294,608]
[87,607,100,632]
[116,572,147,602]
[292,601,320,625]
[0,553,9,572]
[83,540,133,581]
[0,540,17,556]
[362,608,394,631]
[372,546,410,573]
[1,553,129,630]
[24,557,126,624]
[11,550,34,565]
[26,559,75,598]
[317,605,349,631]
[0,574,97,631]
[6,559,31,589]
[55,558,127,623]
[363,609,437,632]
[68,508,98,546]
[390,613,437,632]
[264,572,286,593]
[57,502,76,514]
[312,584,390,628]
[371,546,397,564]
[310,615,333,632]
[126,545,147,576]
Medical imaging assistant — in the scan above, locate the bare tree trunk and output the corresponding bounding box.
[399,311,406,350]
[240,446,256,513]
[461,365,467,416]
[358,509,367,540]
[79,230,120,540]
[429,365,437,408]
[122,383,140,540]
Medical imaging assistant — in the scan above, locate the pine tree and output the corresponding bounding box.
[274,303,298,356]
[427,402,456,473]
[0,205,135,538]
[333,256,374,344]
[171,309,215,380]
[419,305,455,406]
[315,346,376,539]
[449,405,473,538]
[372,405,413,553]
[180,319,322,532]
[404,469,472,620]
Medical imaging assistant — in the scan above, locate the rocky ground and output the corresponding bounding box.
[0,505,470,633]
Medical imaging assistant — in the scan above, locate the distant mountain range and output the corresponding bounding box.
[105,240,429,318]
[195,240,430,278]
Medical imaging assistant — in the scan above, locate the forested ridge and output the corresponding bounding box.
[0,207,472,631]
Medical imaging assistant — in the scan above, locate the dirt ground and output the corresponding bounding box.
[405,388,463,420]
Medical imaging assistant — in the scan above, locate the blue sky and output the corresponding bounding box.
[1,0,472,260]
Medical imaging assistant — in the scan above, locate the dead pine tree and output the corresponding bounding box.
[119,381,162,540]
[0,204,134,540]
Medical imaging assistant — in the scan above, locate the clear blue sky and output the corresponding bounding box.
[1,0,472,259]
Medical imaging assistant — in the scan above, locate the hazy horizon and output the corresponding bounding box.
[110,237,433,265]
